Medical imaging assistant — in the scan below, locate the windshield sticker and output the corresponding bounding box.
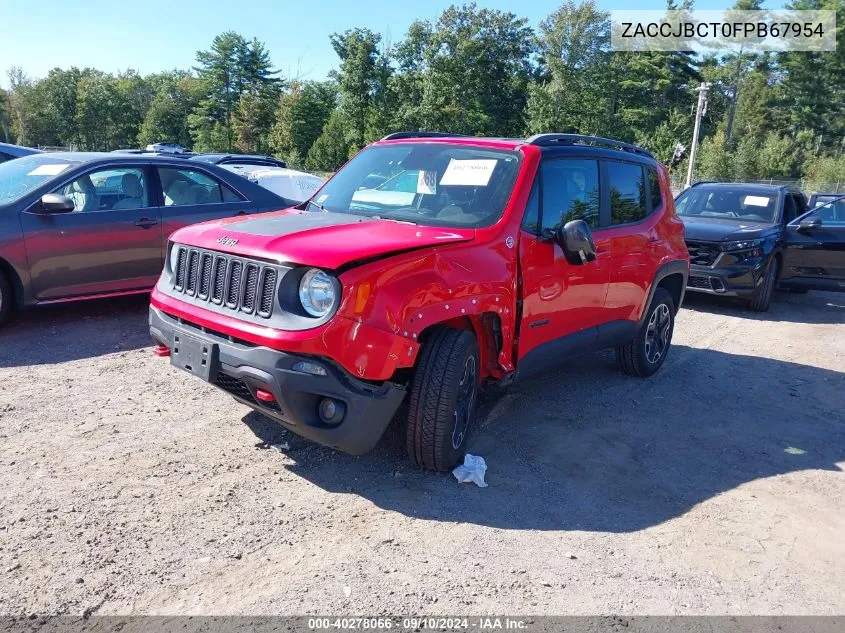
[316,193,329,204]
[744,195,771,207]
[27,164,70,177]
[439,159,497,187]
[417,170,437,195]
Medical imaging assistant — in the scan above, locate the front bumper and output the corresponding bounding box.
[149,305,406,455]
[686,258,768,298]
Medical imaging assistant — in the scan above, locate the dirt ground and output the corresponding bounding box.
[0,289,843,617]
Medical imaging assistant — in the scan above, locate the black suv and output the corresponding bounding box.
[676,182,845,311]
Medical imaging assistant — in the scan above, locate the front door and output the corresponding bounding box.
[784,200,845,292]
[517,157,611,363]
[20,165,162,300]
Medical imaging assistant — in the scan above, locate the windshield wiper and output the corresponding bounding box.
[370,215,418,225]
[307,200,328,212]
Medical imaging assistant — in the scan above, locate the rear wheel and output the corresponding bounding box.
[406,327,479,472]
[0,272,12,328]
[616,288,675,378]
[748,257,778,312]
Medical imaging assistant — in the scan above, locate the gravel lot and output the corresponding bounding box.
[0,290,843,616]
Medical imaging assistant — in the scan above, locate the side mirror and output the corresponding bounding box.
[40,193,75,213]
[555,219,598,266]
[798,216,822,232]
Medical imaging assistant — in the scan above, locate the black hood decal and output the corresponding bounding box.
[230,211,377,237]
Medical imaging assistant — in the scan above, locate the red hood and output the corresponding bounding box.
[168,209,475,269]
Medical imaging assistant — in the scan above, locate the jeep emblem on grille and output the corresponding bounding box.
[217,236,239,246]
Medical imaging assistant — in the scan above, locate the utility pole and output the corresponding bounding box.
[685,82,710,189]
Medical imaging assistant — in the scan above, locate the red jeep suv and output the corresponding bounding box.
[150,132,689,471]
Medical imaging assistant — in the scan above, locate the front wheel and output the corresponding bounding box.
[748,258,777,312]
[406,328,480,472]
[616,288,676,378]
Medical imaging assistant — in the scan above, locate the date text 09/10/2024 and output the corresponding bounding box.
[307,617,528,630]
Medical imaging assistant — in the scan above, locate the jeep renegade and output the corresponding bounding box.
[149,132,689,471]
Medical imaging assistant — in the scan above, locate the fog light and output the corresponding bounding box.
[318,398,345,425]
[291,361,327,376]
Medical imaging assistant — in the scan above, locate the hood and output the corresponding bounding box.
[169,209,475,269]
[680,216,776,242]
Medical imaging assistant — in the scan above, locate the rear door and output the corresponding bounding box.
[517,157,612,361]
[155,165,256,255]
[783,199,845,291]
[601,160,660,323]
[20,164,162,300]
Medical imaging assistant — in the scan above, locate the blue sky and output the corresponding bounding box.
[0,0,780,87]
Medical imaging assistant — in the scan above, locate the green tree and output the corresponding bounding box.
[138,72,203,148]
[306,110,352,171]
[269,81,336,162]
[191,32,281,151]
[527,0,610,134]
[330,28,382,152]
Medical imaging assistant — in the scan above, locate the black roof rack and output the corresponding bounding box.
[526,134,654,158]
[381,131,469,141]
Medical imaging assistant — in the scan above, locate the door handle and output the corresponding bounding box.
[134,218,159,228]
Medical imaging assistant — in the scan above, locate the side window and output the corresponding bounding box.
[607,161,647,225]
[783,195,797,223]
[540,159,600,232]
[57,167,148,212]
[521,177,540,233]
[648,166,662,211]
[807,199,845,226]
[157,167,244,206]
[793,194,808,218]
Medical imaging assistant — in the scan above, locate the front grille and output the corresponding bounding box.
[685,241,720,267]
[170,246,277,318]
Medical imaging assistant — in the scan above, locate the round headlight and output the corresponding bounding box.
[298,268,337,317]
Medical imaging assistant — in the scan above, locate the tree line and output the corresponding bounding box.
[1,0,843,183]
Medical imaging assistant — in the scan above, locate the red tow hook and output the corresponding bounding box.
[255,389,276,403]
[152,344,171,357]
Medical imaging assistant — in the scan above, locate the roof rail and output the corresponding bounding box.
[381,131,468,141]
[526,134,654,158]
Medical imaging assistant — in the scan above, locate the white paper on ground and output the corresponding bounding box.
[452,453,488,487]
[439,159,497,187]
[28,164,70,176]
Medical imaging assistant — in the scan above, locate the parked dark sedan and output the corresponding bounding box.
[0,152,291,326]
[0,142,41,163]
[676,182,845,310]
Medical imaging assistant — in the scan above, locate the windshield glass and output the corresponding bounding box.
[0,155,79,205]
[675,187,778,223]
[307,143,521,228]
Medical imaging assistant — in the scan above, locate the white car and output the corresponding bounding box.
[232,166,326,204]
[145,143,188,154]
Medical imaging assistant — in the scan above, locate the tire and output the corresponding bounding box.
[406,327,480,472]
[616,288,675,378]
[748,257,778,312]
[0,272,12,328]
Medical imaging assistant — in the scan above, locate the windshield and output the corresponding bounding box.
[0,155,79,205]
[307,143,521,228]
[675,187,778,224]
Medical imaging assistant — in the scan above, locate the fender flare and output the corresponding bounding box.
[637,259,689,327]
